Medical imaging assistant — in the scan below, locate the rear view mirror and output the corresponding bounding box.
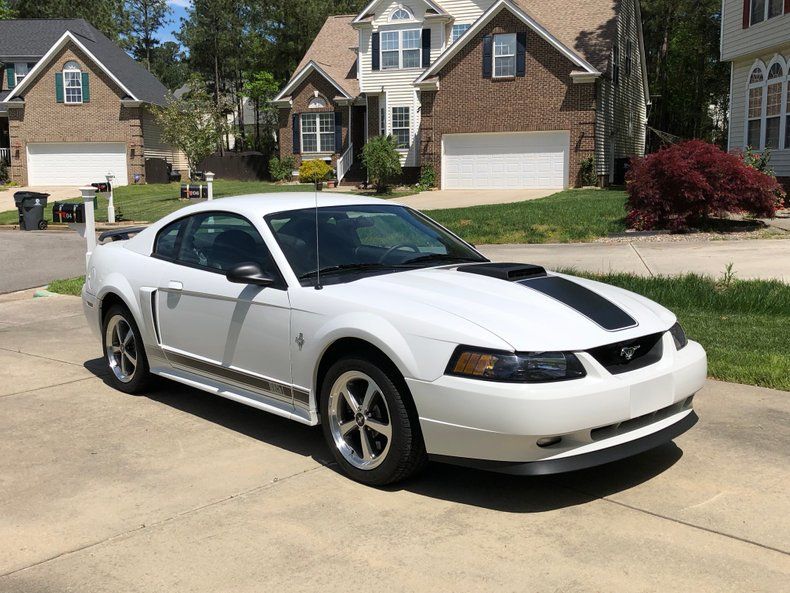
[226,262,275,287]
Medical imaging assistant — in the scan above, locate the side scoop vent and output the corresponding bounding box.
[456,262,547,281]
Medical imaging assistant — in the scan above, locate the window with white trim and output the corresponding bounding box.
[765,63,783,149]
[391,107,410,148]
[301,112,334,153]
[747,67,764,148]
[14,62,29,85]
[63,61,83,104]
[493,33,516,78]
[750,0,783,24]
[380,29,421,70]
[451,24,470,43]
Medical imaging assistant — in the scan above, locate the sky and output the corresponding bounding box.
[159,0,191,45]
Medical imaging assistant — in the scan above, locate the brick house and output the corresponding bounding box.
[0,19,185,186]
[720,0,790,191]
[273,0,650,190]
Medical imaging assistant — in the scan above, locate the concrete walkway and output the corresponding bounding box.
[0,186,80,212]
[0,293,787,591]
[396,188,555,209]
[480,238,790,282]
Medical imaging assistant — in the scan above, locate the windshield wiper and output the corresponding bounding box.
[401,254,484,266]
[297,263,397,280]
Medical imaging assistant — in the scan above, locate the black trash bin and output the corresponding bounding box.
[14,192,50,231]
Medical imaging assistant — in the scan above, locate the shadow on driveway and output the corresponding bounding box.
[84,357,683,513]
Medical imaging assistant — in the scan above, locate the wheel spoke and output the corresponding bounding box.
[119,351,127,375]
[124,351,137,369]
[339,419,358,437]
[366,419,391,439]
[111,345,121,354]
[123,327,133,346]
[361,382,377,412]
[359,427,373,461]
[114,324,123,346]
[341,388,359,411]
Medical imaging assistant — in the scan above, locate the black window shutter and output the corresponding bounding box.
[482,35,492,78]
[371,32,380,71]
[421,28,431,67]
[292,114,300,154]
[334,111,342,153]
[516,32,526,77]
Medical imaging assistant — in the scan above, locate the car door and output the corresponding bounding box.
[153,211,294,408]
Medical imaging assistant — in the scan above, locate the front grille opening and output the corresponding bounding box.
[591,399,692,441]
[587,332,664,374]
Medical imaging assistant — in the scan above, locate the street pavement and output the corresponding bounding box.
[0,230,87,293]
[0,293,787,592]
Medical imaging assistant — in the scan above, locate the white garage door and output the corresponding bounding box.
[27,143,128,186]
[442,131,569,190]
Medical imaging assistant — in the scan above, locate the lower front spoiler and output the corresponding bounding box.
[429,410,698,476]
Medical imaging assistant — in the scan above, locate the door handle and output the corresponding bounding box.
[168,281,183,291]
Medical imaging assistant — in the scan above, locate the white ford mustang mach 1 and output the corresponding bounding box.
[83,193,707,485]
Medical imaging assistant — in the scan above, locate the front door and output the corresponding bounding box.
[153,211,294,407]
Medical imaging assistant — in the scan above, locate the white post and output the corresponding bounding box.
[106,173,116,224]
[205,171,215,201]
[81,187,97,269]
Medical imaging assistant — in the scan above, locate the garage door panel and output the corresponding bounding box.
[443,132,568,190]
[27,143,128,186]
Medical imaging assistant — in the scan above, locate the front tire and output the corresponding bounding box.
[320,356,427,486]
[102,304,152,394]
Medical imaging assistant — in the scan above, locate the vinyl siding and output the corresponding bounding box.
[595,0,647,178]
[728,45,790,177]
[359,1,448,165]
[141,107,188,172]
[721,0,790,61]
[437,0,495,49]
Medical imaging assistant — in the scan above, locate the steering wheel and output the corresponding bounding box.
[379,243,420,263]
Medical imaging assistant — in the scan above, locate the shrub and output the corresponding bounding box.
[0,160,8,185]
[269,155,296,182]
[298,159,333,184]
[418,164,437,190]
[579,156,597,186]
[740,146,773,175]
[362,135,402,193]
[626,140,785,231]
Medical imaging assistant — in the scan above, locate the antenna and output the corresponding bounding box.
[314,180,322,290]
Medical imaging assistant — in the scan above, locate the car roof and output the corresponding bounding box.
[178,192,396,218]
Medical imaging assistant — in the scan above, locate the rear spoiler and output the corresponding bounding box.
[98,226,147,244]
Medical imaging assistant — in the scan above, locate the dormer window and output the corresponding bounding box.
[63,61,83,104]
[14,62,30,85]
[390,5,413,21]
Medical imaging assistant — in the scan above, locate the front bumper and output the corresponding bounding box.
[406,335,706,468]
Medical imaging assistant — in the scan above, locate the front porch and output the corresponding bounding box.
[1,115,9,166]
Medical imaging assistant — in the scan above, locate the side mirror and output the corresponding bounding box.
[226,262,275,287]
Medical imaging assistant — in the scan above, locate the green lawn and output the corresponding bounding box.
[47,270,789,392]
[565,271,790,391]
[426,189,627,244]
[0,180,315,225]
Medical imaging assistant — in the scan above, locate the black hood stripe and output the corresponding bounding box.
[519,276,637,331]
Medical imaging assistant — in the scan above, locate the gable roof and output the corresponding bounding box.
[0,19,168,105]
[352,0,448,23]
[277,15,359,100]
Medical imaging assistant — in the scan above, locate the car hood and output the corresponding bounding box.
[348,266,676,351]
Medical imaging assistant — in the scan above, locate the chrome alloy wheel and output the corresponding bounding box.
[105,314,138,383]
[328,371,392,470]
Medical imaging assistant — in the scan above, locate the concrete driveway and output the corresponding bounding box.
[396,188,555,209]
[0,186,80,213]
[0,293,788,592]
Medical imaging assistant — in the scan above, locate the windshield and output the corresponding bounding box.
[265,204,487,285]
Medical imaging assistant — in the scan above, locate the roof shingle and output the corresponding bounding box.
[0,19,168,104]
[290,15,359,97]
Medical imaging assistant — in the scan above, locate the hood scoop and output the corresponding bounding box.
[456,262,547,282]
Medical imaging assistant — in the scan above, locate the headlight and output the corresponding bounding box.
[669,322,688,350]
[446,347,586,383]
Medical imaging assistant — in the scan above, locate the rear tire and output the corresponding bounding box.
[102,304,152,394]
[320,356,427,486]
